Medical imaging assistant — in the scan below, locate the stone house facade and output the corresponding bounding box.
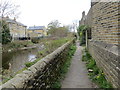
[28,26,47,38]
[1,16,27,40]
[79,1,120,88]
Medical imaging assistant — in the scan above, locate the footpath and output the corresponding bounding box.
[61,40,94,88]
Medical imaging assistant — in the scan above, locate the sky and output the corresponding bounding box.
[1,0,91,27]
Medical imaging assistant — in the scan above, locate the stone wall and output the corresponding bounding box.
[88,40,120,88]
[79,1,120,88]
[91,2,119,45]
[80,2,119,45]
[1,39,75,89]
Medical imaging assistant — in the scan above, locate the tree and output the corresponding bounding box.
[47,20,68,37]
[56,26,68,37]
[1,20,12,44]
[47,20,60,29]
[0,0,20,44]
[0,0,20,18]
[47,20,60,37]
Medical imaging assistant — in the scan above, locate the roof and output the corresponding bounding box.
[0,17,27,27]
[28,26,46,30]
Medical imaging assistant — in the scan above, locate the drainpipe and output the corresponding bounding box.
[86,30,88,48]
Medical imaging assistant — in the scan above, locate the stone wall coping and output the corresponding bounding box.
[88,40,119,56]
[0,39,74,89]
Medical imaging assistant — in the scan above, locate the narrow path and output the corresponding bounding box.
[61,40,93,88]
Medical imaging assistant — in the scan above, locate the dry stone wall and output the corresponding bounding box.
[1,39,75,89]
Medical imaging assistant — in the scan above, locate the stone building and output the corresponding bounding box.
[79,1,120,88]
[28,26,47,38]
[1,16,27,40]
[79,11,86,26]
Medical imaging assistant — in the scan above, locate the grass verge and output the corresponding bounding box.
[25,37,71,68]
[52,44,76,88]
[2,40,34,52]
[82,48,113,88]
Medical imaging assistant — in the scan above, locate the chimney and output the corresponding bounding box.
[6,16,9,18]
[14,17,16,21]
[82,11,85,18]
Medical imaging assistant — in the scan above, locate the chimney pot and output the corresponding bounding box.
[14,17,16,21]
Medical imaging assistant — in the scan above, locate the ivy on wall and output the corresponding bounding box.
[77,25,89,45]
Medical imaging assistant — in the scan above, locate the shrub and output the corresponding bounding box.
[1,20,12,44]
[31,37,39,43]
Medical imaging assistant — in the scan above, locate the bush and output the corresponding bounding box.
[77,25,90,46]
[1,20,12,44]
[31,37,39,43]
[2,41,34,52]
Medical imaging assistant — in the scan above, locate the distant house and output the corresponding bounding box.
[0,16,27,40]
[28,26,47,38]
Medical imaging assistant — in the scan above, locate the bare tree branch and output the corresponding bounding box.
[0,0,20,18]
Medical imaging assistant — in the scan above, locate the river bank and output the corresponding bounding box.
[2,40,34,53]
[1,37,72,85]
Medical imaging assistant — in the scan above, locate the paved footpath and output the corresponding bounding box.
[61,40,93,88]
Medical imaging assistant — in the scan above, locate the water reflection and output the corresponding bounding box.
[2,45,44,75]
[28,54,36,62]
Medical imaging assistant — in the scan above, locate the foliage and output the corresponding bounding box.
[1,20,12,44]
[82,48,113,88]
[31,37,39,44]
[48,20,60,29]
[52,44,76,88]
[1,67,27,85]
[47,20,68,37]
[37,37,71,58]
[77,25,89,45]
[25,37,71,67]
[2,75,13,84]
[25,59,40,67]
[2,40,34,52]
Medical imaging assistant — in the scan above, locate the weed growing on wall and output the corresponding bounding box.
[52,44,76,88]
[82,48,113,88]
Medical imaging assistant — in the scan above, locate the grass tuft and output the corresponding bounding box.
[52,44,76,88]
[82,48,113,88]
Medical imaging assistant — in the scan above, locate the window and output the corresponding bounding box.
[87,28,92,39]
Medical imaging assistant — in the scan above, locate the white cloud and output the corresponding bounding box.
[4,0,91,27]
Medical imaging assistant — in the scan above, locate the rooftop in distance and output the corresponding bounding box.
[0,16,27,27]
[28,26,46,30]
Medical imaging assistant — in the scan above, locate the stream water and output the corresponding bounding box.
[1,44,44,82]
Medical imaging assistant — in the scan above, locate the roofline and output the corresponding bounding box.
[28,29,44,30]
[0,17,27,27]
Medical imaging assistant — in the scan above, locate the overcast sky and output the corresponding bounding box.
[1,0,91,27]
